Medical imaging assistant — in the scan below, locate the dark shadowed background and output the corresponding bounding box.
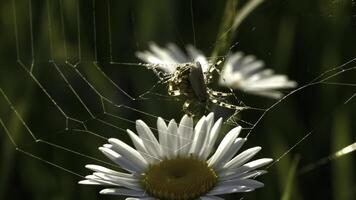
[1,0,356,199]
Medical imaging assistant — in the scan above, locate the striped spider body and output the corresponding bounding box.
[167,61,244,117]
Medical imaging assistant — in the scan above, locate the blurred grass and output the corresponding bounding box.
[0,0,356,200]
[332,109,354,200]
[281,156,300,200]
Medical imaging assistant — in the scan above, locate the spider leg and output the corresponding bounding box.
[226,113,241,127]
[168,87,182,96]
[182,100,191,111]
[204,57,225,84]
[225,111,255,130]
[141,63,170,81]
[207,88,233,97]
[182,100,195,117]
[210,98,246,111]
[207,57,225,74]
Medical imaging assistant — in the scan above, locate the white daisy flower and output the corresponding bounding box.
[79,113,272,200]
[219,52,297,99]
[136,43,297,99]
[136,42,210,74]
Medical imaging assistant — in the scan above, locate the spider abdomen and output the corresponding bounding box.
[188,62,209,102]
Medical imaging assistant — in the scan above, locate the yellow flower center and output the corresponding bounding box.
[141,156,218,200]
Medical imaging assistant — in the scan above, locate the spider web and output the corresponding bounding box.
[0,0,356,199]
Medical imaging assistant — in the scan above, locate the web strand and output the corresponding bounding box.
[1,1,356,196]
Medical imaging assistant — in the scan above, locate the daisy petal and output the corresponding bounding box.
[78,179,103,185]
[79,179,113,186]
[149,43,178,64]
[205,112,215,134]
[207,185,255,195]
[202,118,223,159]
[80,112,271,198]
[200,196,225,200]
[93,172,141,190]
[214,138,246,170]
[100,188,146,196]
[127,130,156,163]
[125,197,155,200]
[218,178,264,188]
[219,51,297,99]
[208,126,242,168]
[177,115,194,156]
[157,117,168,156]
[136,120,162,159]
[246,90,284,99]
[186,45,209,72]
[135,51,162,64]
[167,43,188,62]
[105,140,148,172]
[189,117,207,156]
[99,147,142,173]
[103,144,113,148]
[225,170,268,181]
[221,158,273,179]
[82,175,119,186]
[198,113,215,157]
[224,146,262,169]
[166,119,179,158]
[85,164,133,178]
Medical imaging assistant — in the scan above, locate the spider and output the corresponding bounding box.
[144,59,247,117]
[136,43,296,117]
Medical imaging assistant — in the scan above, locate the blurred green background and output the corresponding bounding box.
[1,0,356,199]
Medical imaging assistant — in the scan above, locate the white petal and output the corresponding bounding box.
[100,188,146,196]
[80,175,119,186]
[136,51,162,63]
[85,164,133,178]
[245,90,284,99]
[214,138,246,170]
[127,130,157,163]
[85,174,121,186]
[135,120,162,159]
[166,119,178,158]
[189,117,208,156]
[239,61,264,77]
[167,43,189,62]
[103,144,113,148]
[207,185,255,195]
[205,112,215,134]
[99,147,142,173]
[244,76,297,90]
[225,52,244,70]
[218,178,264,189]
[208,126,242,168]
[105,139,148,172]
[219,51,297,99]
[93,172,140,190]
[177,115,194,156]
[126,197,155,200]
[157,117,168,156]
[78,179,103,185]
[186,45,209,72]
[240,54,257,66]
[136,42,192,74]
[202,118,223,159]
[221,158,273,180]
[220,170,267,181]
[240,158,273,170]
[223,146,262,169]
[200,196,225,200]
[198,113,215,157]
[149,43,179,64]
[92,172,138,184]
